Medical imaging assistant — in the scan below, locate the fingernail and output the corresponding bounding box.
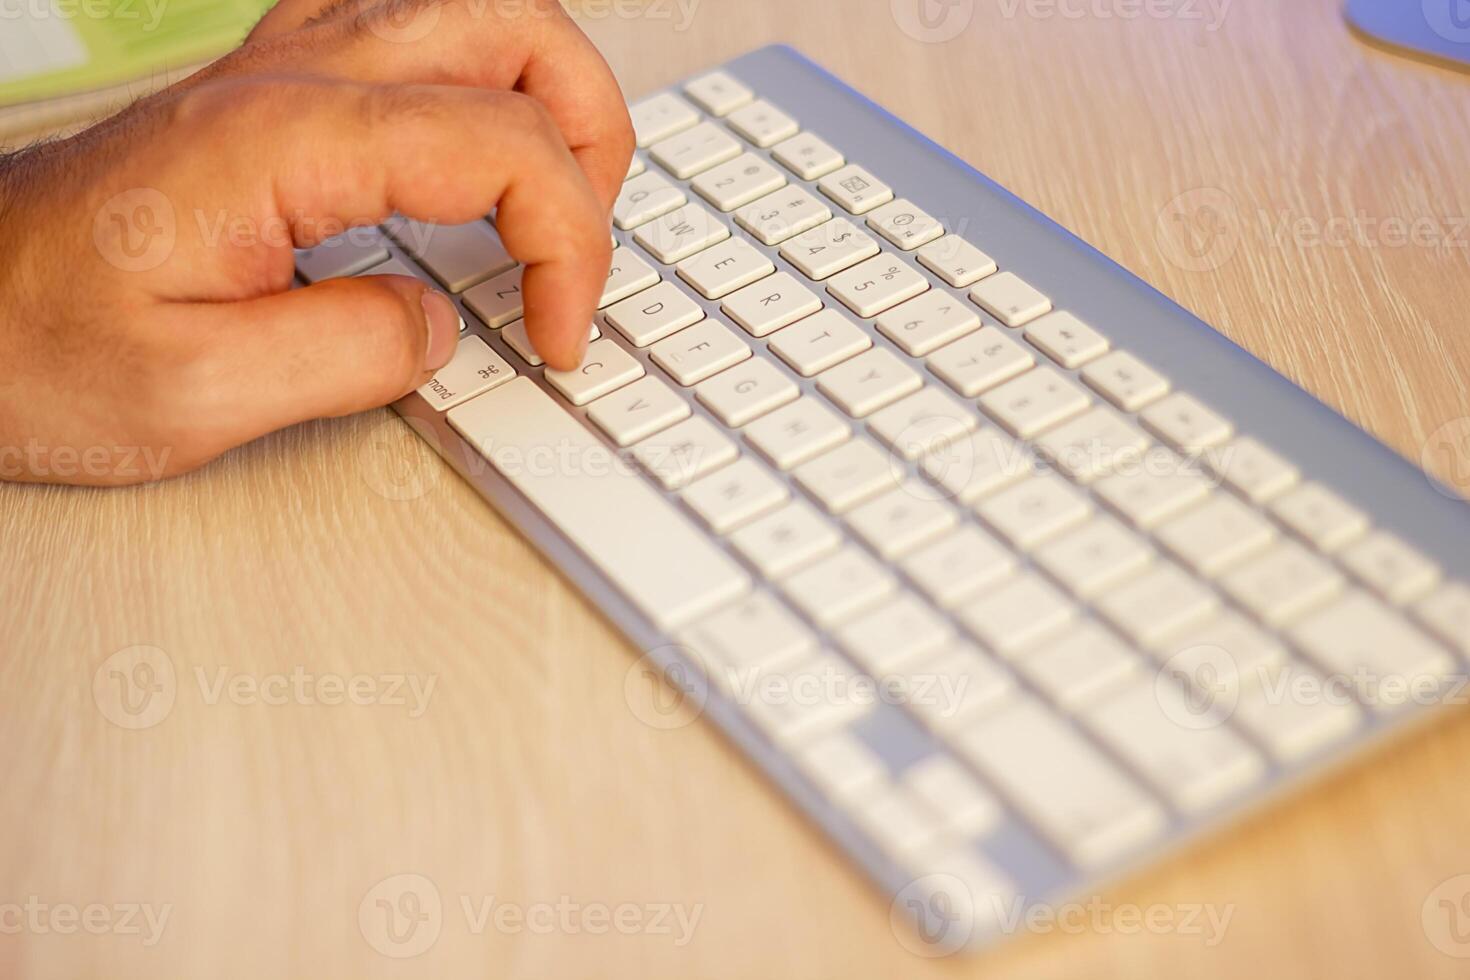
[420,290,460,371]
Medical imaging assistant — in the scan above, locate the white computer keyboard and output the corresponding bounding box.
[296,47,1470,952]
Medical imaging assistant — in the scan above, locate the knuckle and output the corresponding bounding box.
[360,82,452,132]
[491,90,557,143]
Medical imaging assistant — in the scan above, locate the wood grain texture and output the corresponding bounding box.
[3,1,1470,977]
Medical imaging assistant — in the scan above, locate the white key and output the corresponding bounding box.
[1155,493,1277,575]
[793,440,901,513]
[902,757,1002,837]
[1234,662,1362,763]
[957,698,1166,867]
[1141,393,1234,454]
[1023,311,1110,369]
[818,164,894,215]
[600,250,662,307]
[826,255,929,318]
[975,471,1093,549]
[779,218,882,280]
[900,644,1015,733]
[867,386,977,461]
[650,121,742,179]
[915,427,1034,504]
[739,652,874,743]
[355,255,420,281]
[854,789,945,861]
[1289,591,1457,715]
[836,593,954,675]
[614,171,688,230]
[447,378,749,630]
[586,375,690,447]
[1096,563,1220,647]
[781,546,898,628]
[630,92,699,147]
[797,732,888,804]
[385,218,515,293]
[1081,350,1171,412]
[875,291,981,358]
[544,338,643,406]
[692,153,787,211]
[1221,540,1346,627]
[926,326,1034,397]
[734,186,833,246]
[604,280,705,347]
[902,524,1017,608]
[1269,482,1369,553]
[1033,407,1150,483]
[978,367,1091,438]
[816,348,923,420]
[772,131,845,180]
[676,238,775,299]
[1206,436,1299,504]
[1414,582,1470,655]
[969,272,1052,327]
[694,356,799,427]
[682,591,817,676]
[462,266,525,327]
[650,319,751,386]
[682,70,753,117]
[632,415,739,491]
[1093,459,1214,529]
[500,321,600,367]
[867,198,945,251]
[725,99,799,147]
[743,396,850,470]
[1033,516,1154,598]
[625,155,646,180]
[633,202,730,264]
[295,230,389,282]
[1152,611,1288,695]
[1087,678,1264,813]
[957,572,1076,656]
[1340,531,1441,605]
[680,456,789,534]
[721,271,823,337]
[766,308,871,376]
[728,499,843,577]
[846,485,960,560]
[915,235,997,289]
[1021,622,1141,710]
[415,335,515,411]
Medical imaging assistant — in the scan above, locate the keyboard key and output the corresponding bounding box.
[957,698,1165,868]
[1021,622,1141,710]
[1033,407,1150,483]
[818,164,895,215]
[692,152,788,211]
[729,498,843,576]
[926,326,1035,396]
[1269,482,1369,553]
[683,70,753,116]
[781,546,898,629]
[295,229,389,282]
[1234,662,1361,763]
[902,525,1017,608]
[740,652,874,743]
[826,255,929,317]
[969,271,1052,327]
[957,572,1076,656]
[682,591,817,676]
[632,415,739,490]
[772,131,845,180]
[846,485,960,560]
[604,280,705,347]
[875,291,981,357]
[1414,582,1470,655]
[625,154,646,180]
[866,198,945,251]
[633,202,730,264]
[630,92,700,147]
[1340,531,1441,605]
[902,757,1002,836]
[793,440,901,513]
[721,271,824,337]
[1220,540,1345,627]
[915,234,997,288]
[1141,392,1234,454]
[734,186,834,246]
[462,266,525,327]
[695,357,799,426]
[725,99,799,147]
[1152,611,1287,693]
[915,427,1034,503]
[1155,493,1277,575]
[900,645,1015,733]
[767,308,872,376]
[544,338,644,406]
[1095,563,1220,647]
[599,250,662,307]
[743,396,851,469]
[817,347,924,418]
[586,376,690,447]
[650,319,751,386]
[975,471,1093,549]
[978,367,1091,438]
[1080,350,1171,412]
[415,335,515,411]
[1023,311,1110,368]
[853,788,945,861]
[680,456,789,533]
[836,593,954,675]
[384,218,515,293]
[499,321,600,367]
[1033,516,1154,599]
[867,386,977,461]
[676,238,775,299]
[780,218,882,280]
[1093,459,1213,529]
[615,171,688,230]
[1207,436,1300,503]
[447,378,749,630]
[796,731,888,804]
[650,121,742,179]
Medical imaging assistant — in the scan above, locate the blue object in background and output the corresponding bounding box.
[1347,0,1470,71]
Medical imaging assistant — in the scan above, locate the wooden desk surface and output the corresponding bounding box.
[4,1,1469,977]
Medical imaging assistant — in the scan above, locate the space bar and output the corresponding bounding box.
[447,377,751,631]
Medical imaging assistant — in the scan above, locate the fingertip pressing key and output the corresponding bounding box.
[420,289,462,371]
